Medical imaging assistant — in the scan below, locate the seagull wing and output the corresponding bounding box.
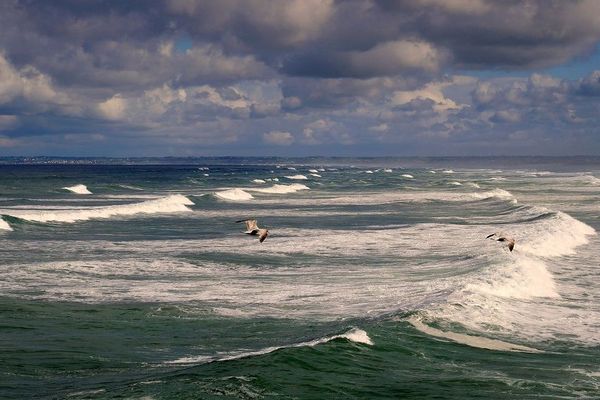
[236,219,259,234]
[258,229,269,243]
[507,239,515,251]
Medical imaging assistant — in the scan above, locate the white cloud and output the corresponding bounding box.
[97,94,127,120]
[263,130,294,145]
[390,78,469,112]
[347,40,443,76]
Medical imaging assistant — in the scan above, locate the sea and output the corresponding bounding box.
[1,156,599,399]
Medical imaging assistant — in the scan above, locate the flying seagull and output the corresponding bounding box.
[486,233,515,252]
[236,219,269,243]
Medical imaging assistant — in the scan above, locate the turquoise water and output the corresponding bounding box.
[1,158,599,399]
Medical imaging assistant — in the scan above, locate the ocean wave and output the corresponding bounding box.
[248,183,310,194]
[63,184,92,194]
[214,188,254,201]
[401,174,414,179]
[251,179,266,184]
[0,194,194,223]
[166,327,372,365]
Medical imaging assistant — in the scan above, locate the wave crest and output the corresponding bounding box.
[63,184,91,194]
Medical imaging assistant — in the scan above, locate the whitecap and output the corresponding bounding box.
[442,170,454,174]
[309,173,321,178]
[215,188,254,201]
[365,170,374,174]
[0,194,194,223]
[448,181,462,186]
[285,175,308,180]
[384,169,393,173]
[251,179,266,184]
[63,184,92,194]
[401,174,414,179]
[0,217,13,231]
[309,169,319,173]
[248,183,309,194]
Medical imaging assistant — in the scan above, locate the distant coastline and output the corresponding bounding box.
[1,155,600,171]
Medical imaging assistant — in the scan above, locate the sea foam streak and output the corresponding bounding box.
[408,317,540,353]
[63,184,92,194]
[0,194,194,223]
[214,188,254,201]
[167,328,373,365]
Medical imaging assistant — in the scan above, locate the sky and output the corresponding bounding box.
[1,0,600,157]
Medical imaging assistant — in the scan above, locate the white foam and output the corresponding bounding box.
[429,170,436,174]
[166,328,372,365]
[442,170,454,174]
[470,188,516,202]
[318,168,325,172]
[215,188,254,201]
[448,181,462,186]
[466,182,481,188]
[401,174,414,179]
[63,184,92,194]
[466,256,559,299]
[309,169,319,173]
[580,175,600,185]
[287,167,296,170]
[364,170,374,174]
[309,173,321,178]
[384,169,393,173]
[0,195,194,223]
[284,175,308,180]
[519,211,596,258]
[0,217,13,231]
[408,317,540,353]
[248,183,310,194]
[251,179,266,184]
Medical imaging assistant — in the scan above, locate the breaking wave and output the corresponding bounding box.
[214,188,254,201]
[0,194,194,224]
[248,183,310,194]
[0,216,12,231]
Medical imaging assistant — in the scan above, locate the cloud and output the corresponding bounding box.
[97,94,127,120]
[262,130,294,145]
[1,1,600,155]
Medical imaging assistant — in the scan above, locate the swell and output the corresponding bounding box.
[165,327,373,366]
